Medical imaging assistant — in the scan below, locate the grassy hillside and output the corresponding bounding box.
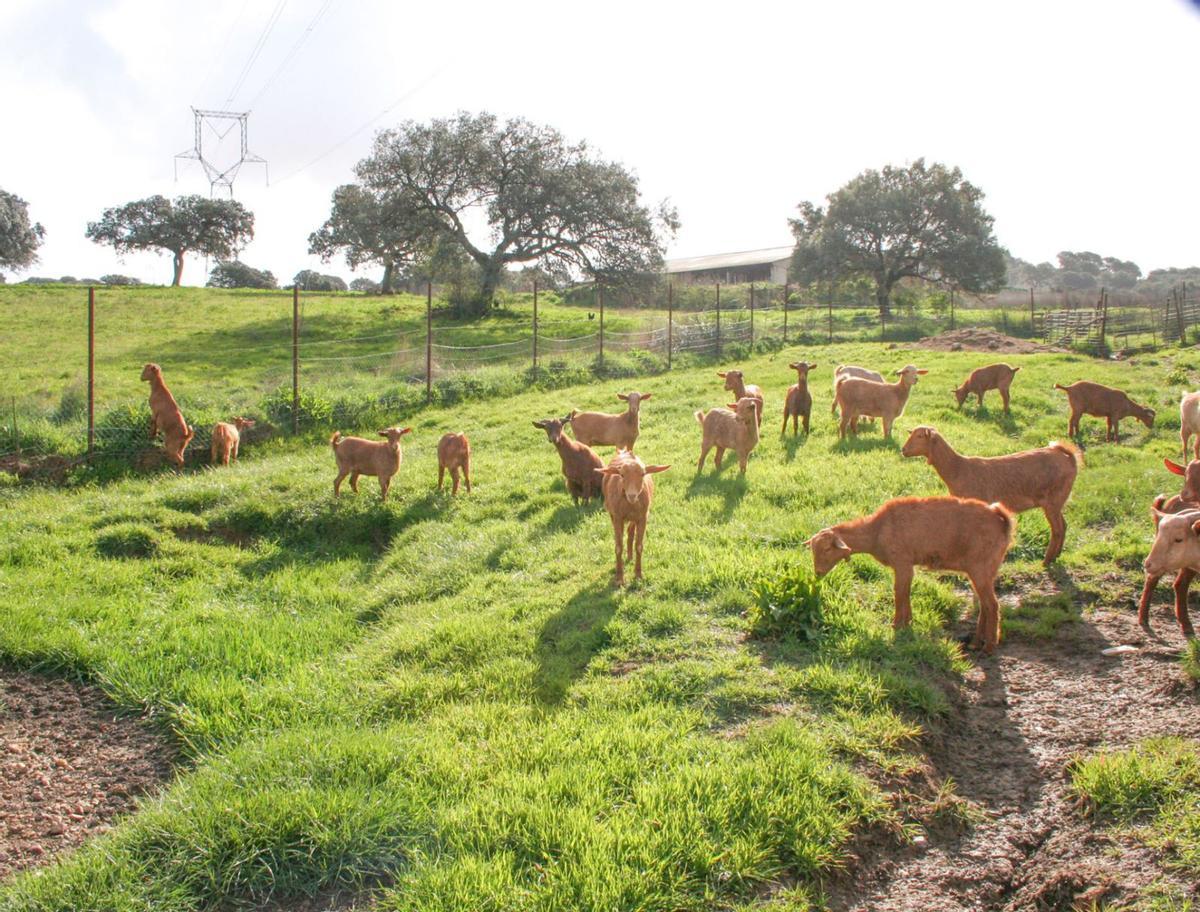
[1,341,1198,909]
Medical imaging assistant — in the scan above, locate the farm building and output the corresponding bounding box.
[664,246,794,286]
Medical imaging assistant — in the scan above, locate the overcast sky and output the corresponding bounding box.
[2,0,1198,286]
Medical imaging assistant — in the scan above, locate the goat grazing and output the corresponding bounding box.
[1140,507,1200,638]
[437,432,472,494]
[330,426,411,501]
[210,417,255,467]
[1180,391,1200,461]
[901,426,1080,565]
[807,496,1015,653]
[782,361,816,435]
[1054,380,1155,441]
[696,397,760,474]
[141,363,194,468]
[955,363,1020,412]
[718,370,763,426]
[569,392,649,451]
[534,415,604,505]
[596,450,670,586]
[835,364,927,439]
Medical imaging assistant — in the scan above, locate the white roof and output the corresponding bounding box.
[664,246,794,274]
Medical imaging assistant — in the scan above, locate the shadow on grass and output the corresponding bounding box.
[831,435,900,455]
[533,582,618,704]
[532,499,601,540]
[684,468,749,522]
[960,404,1019,435]
[781,431,811,462]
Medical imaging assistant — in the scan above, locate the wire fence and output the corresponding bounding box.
[1,279,1196,478]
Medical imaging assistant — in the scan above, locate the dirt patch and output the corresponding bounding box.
[826,598,1200,911]
[0,668,174,880]
[915,328,1064,355]
[0,454,77,485]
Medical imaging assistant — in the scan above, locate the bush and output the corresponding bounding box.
[263,388,333,428]
[208,261,278,290]
[93,402,153,458]
[100,274,142,286]
[748,565,824,640]
[53,384,87,424]
[350,278,380,294]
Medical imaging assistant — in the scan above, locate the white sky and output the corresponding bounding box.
[2,0,1198,285]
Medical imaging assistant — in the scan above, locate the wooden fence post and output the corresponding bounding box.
[291,284,299,435]
[532,279,538,370]
[667,282,673,370]
[1030,287,1035,335]
[827,282,833,344]
[715,283,721,359]
[87,286,95,460]
[598,283,605,370]
[749,283,755,349]
[425,282,432,403]
[950,288,956,331]
[12,397,20,458]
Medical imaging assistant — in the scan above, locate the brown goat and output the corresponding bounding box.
[1137,458,1200,631]
[695,397,760,474]
[1054,381,1155,441]
[330,427,411,500]
[437,432,472,494]
[210,417,255,467]
[955,363,1020,412]
[718,370,763,426]
[901,426,1080,565]
[835,365,926,439]
[782,361,816,435]
[807,496,1015,653]
[1140,507,1200,639]
[596,450,670,586]
[569,392,649,451]
[141,363,193,468]
[534,414,604,505]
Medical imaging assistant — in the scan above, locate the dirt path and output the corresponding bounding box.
[0,668,174,880]
[828,604,1200,911]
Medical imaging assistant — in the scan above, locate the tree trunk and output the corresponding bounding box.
[478,259,504,310]
[874,279,892,317]
[171,250,185,287]
[380,261,396,295]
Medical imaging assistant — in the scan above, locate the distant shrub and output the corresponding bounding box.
[93,403,153,458]
[208,261,277,290]
[748,565,824,640]
[100,274,142,286]
[293,270,347,292]
[350,277,380,294]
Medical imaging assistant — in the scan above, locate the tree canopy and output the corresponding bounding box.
[0,189,45,276]
[207,260,277,289]
[308,184,426,294]
[85,195,254,286]
[346,111,677,314]
[789,159,1007,314]
[293,270,347,292]
[1006,250,1142,292]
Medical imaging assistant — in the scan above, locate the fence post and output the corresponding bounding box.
[291,284,300,435]
[597,283,605,370]
[715,283,721,359]
[1029,287,1035,334]
[532,279,538,370]
[827,282,833,344]
[783,282,789,344]
[1185,281,1191,340]
[667,282,673,370]
[749,283,755,349]
[426,282,433,403]
[880,300,887,341]
[87,285,95,461]
[1176,286,1186,344]
[12,397,19,459]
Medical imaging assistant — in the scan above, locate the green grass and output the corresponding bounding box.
[1,332,1198,909]
[1071,738,1200,893]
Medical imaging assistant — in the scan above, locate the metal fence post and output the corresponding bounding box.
[598,283,604,370]
[87,286,95,460]
[426,282,433,403]
[783,282,789,345]
[715,283,721,359]
[291,284,299,435]
[667,282,673,370]
[827,282,833,344]
[1029,287,1035,334]
[950,288,956,330]
[749,283,755,349]
[12,397,20,459]
[532,279,538,370]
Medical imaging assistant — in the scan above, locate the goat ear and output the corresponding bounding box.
[532,420,545,429]
[808,362,818,370]
[644,464,670,474]
[716,372,727,378]
[917,369,928,375]
[400,428,412,436]
[595,466,619,476]
[639,392,651,400]
[616,393,628,401]
[727,403,739,410]
[1165,458,1186,476]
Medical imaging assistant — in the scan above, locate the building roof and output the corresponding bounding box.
[664,246,794,274]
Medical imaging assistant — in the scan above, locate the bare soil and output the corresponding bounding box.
[0,668,174,880]
[826,596,1200,911]
[916,328,1064,355]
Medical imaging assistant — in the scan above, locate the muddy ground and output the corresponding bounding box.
[915,328,1064,355]
[0,668,174,880]
[826,598,1200,911]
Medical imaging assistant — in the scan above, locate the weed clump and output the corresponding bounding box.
[748,565,824,641]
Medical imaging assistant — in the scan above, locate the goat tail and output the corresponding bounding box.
[330,431,342,449]
[989,501,1016,543]
[1054,383,1069,392]
[694,409,706,426]
[184,424,195,442]
[1048,439,1083,468]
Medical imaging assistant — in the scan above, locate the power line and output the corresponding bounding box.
[244,0,337,110]
[223,0,290,107]
[196,0,253,103]
[271,69,443,185]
